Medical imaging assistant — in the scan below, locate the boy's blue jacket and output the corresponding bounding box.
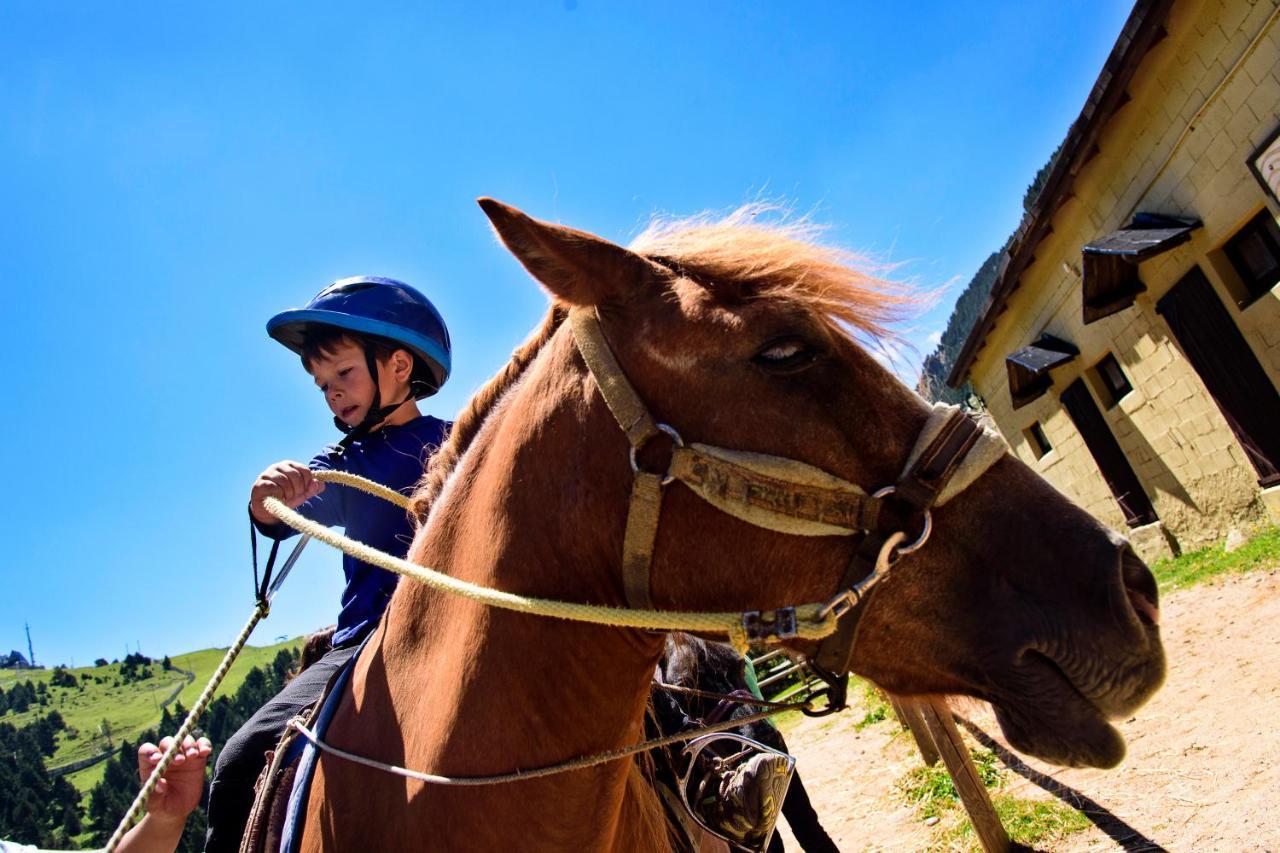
[255,415,451,647]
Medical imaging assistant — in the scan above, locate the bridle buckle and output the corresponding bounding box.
[742,607,798,642]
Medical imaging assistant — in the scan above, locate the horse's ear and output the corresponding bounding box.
[478,198,665,306]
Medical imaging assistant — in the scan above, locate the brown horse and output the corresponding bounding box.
[296,200,1165,851]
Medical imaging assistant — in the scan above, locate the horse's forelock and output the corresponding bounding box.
[629,204,917,345]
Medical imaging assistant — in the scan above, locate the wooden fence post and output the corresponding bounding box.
[888,694,941,766]
[913,701,1010,853]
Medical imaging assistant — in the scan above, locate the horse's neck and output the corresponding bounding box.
[364,358,670,850]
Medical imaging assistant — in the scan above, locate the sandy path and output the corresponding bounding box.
[772,569,1280,852]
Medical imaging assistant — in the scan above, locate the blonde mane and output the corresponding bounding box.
[410,207,911,521]
[630,204,912,343]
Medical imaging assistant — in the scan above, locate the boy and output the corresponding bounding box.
[204,276,452,852]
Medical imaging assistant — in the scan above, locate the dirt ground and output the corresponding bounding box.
[773,568,1280,852]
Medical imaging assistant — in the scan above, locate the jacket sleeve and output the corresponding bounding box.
[251,448,347,540]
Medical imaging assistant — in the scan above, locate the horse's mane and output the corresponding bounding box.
[630,203,911,343]
[408,306,566,520]
[409,207,910,521]
[661,633,746,689]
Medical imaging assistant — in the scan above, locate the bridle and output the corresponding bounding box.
[569,307,1007,689]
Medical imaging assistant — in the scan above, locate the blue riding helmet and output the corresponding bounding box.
[267,276,452,398]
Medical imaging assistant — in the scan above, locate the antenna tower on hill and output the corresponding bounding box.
[25,622,35,668]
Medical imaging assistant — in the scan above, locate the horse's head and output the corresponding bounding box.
[477,198,1164,769]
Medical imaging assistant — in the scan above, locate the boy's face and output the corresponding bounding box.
[308,339,382,428]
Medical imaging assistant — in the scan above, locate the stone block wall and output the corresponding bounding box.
[968,0,1280,553]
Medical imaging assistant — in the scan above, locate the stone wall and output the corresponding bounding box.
[968,0,1280,556]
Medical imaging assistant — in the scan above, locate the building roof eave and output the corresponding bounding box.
[945,0,1175,389]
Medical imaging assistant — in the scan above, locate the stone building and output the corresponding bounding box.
[946,0,1280,560]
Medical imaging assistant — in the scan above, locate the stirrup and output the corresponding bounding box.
[677,733,796,852]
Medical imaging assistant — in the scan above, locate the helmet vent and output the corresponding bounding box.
[321,281,379,296]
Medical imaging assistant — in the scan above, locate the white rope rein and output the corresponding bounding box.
[288,696,806,786]
[104,604,269,853]
[261,470,839,649]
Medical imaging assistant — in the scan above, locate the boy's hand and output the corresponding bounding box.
[250,460,324,525]
[137,735,213,826]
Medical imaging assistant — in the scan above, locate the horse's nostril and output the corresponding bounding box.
[1121,547,1160,627]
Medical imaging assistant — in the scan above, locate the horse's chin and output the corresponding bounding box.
[989,666,1128,769]
[993,701,1125,768]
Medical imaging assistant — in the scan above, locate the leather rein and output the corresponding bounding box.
[569,308,1007,706]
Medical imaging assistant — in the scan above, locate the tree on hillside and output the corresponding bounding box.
[271,649,295,685]
[0,716,82,846]
[118,653,155,685]
[26,711,66,755]
[918,249,1006,404]
[87,737,141,845]
[87,645,301,853]
[1023,142,1063,212]
[6,681,36,714]
[917,146,1064,406]
[50,667,77,689]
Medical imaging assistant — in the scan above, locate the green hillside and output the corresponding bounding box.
[0,636,302,793]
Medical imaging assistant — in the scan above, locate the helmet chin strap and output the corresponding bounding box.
[333,347,414,452]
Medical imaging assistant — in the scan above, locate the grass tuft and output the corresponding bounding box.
[853,679,890,730]
[897,749,1002,819]
[938,794,1091,849]
[1150,524,1280,592]
[857,702,888,729]
[898,746,1090,850]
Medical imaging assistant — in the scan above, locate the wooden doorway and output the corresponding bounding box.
[1060,379,1159,527]
[1157,266,1280,486]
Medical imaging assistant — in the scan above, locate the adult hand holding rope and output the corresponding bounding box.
[101,604,273,853]
[2,737,212,853]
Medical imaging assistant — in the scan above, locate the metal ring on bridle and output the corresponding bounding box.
[872,486,932,555]
[630,423,685,486]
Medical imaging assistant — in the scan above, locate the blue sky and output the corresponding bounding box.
[1,1,1132,665]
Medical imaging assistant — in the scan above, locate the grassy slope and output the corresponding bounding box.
[1,637,302,793]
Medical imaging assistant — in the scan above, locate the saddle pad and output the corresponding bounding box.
[277,635,369,853]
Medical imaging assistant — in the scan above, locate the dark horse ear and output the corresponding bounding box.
[478,198,666,307]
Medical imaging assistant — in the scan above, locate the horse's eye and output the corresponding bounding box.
[753,337,818,373]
